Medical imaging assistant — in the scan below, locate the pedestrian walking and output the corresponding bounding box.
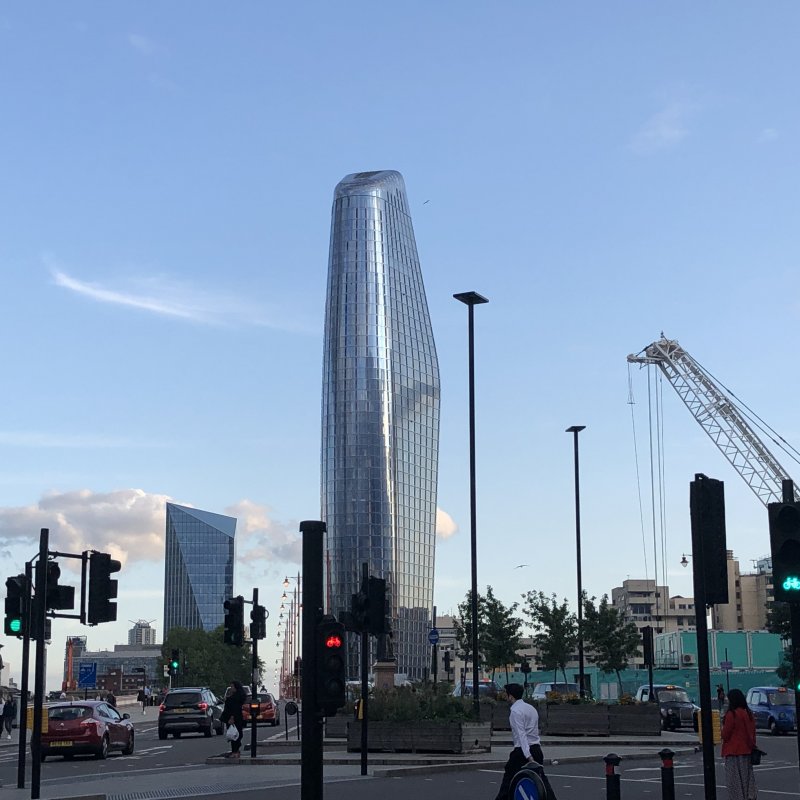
[106,691,116,708]
[721,688,758,800]
[493,683,558,800]
[2,695,15,739]
[137,688,146,714]
[717,684,726,712]
[220,680,247,759]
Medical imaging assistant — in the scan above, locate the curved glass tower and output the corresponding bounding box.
[321,170,440,680]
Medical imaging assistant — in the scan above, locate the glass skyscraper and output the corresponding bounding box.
[321,170,440,680]
[163,503,236,637]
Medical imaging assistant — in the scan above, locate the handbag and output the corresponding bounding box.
[751,747,765,766]
[225,724,240,742]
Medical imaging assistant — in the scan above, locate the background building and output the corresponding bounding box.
[67,643,163,694]
[711,551,773,631]
[163,503,236,637]
[612,579,697,636]
[321,170,440,681]
[128,620,157,646]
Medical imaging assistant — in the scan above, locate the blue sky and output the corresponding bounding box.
[2,2,799,692]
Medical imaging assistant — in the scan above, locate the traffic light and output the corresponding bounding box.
[316,618,346,715]
[689,474,729,605]
[642,625,654,666]
[250,604,267,640]
[4,575,26,638]
[87,552,121,624]
[769,499,800,603]
[170,649,180,676]
[444,650,451,674]
[223,596,244,646]
[367,577,386,636]
[45,561,75,611]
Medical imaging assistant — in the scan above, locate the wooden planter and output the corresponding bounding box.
[347,720,491,753]
[325,716,349,738]
[491,703,511,730]
[543,704,610,736]
[608,704,661,735]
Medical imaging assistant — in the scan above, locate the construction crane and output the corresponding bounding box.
[627,335,798,506]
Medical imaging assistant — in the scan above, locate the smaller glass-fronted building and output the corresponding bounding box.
[163,503,236,637]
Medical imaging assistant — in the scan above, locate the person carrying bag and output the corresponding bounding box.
[220,681,247,759]
[721,688,759,800]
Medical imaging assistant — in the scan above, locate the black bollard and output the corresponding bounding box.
[604,753,622,800]
[659,748,676,800]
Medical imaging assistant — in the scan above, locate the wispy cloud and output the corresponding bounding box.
[128,33,158,56]
[47,257,305,331]
[630,103,693,155]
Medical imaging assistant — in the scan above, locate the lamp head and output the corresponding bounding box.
[453,291,489,306]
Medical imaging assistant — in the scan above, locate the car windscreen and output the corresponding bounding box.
[768,691,793,706]
[49,706,91,721]
[656,689,690,703]
[255,695,274,704]
[164,692,202,708]
[548,684,579,694]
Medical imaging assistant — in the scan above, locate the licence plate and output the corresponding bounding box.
[170,708,191,713]
[49,741,73,747]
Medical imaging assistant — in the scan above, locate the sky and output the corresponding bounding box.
[1,2,800,693]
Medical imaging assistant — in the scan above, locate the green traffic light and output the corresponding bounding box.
[170,660,179,669]
[782,575,800,591]
[9,619,21,633]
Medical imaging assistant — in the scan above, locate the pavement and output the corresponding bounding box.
[0,729,702,799]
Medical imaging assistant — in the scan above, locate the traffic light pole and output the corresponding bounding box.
[16,561,32,789]
[300,520,325,800]
[360,562,369,777]
[250,587,258,759]
[31,528,49,800]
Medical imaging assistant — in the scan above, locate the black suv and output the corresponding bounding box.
[158,687,223,739]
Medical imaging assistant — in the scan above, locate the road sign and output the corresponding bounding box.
[78,662,97,689]
[720,660,733,670]
[428,628,440,645]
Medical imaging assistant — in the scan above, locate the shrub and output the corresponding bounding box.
[367,686,475,722]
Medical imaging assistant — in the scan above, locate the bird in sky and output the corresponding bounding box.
[514,564,529,569]
[423,199,430,204]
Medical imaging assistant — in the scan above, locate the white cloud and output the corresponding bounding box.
[630,103,691,155]
[225,499,303,569]
[436,507,458,539]
[46,257,305,331]
[0,489,170,569]
[128,34,157,56]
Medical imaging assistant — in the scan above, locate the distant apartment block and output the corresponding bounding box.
[711,551,773,631]
[612,579,696,635]
[128,619,157,646]
[163,503,236,637]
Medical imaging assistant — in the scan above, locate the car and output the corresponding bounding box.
[40,701,134,761]
[242,692,280,726]
[635,684,698,730]
[530,682,581,700]
[158,687,223,739]
[746,686,796,735]
[451,680,499,699]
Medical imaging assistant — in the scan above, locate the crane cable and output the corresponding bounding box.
[627,362,650,582]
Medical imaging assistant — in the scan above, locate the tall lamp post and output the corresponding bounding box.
[454,290,488,718]
[566,425,586,698]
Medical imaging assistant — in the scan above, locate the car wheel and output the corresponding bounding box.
[203,724,212,738]
[96,735,109,760]
[122,732,135,756]
[158,729,167,740]
[173,731,181,739]
[63,754,74,761]
[40,752,46,763]
[769,719,779,736]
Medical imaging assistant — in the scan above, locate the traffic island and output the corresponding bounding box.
[346,720,491,753]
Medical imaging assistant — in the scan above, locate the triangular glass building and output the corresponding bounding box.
[321,171,440,680]
[163,503,236,636]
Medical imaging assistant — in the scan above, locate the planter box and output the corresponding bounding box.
[608,704,661,736]
[543,704,610,736]
[491,703,511,730]
[347,721,491,754]
[325,716,349,738]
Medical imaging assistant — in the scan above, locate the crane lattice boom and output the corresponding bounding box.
[627,336,797,506]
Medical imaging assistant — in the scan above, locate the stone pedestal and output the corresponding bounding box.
[372,660,396,690]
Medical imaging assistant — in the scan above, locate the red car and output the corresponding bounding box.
[242,693,280,726]
[40,701,135,761]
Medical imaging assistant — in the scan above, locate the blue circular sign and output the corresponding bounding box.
[511,768,546,800]
[428,628,440,645]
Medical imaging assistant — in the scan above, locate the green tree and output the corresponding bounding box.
[777,647,795,689]
[162,625,258,697]
[582,594,643,693]
[766,602,791,640]
[482,586,524,685]
[453,590,486,677]
[522,591,576,685]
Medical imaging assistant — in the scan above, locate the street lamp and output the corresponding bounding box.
[566,425,586,699]
[454,290,488,718]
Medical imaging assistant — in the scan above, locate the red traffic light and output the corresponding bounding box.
[325,634,343,649]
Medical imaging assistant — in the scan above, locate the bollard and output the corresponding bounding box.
[659,748,675,800]
[604,753,622,800]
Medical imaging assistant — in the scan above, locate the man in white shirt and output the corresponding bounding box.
[493,683,557,800]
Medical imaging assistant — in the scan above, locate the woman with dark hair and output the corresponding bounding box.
[220,680,247,758]
[721,688,758,799]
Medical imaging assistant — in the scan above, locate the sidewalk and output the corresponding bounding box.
[0,733,701,800]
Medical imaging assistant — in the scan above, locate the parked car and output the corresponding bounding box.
[40,701,134,761]
[158,687,223,739]
[242,692,280,726]
[530,682,581,700]
[635,684,698,730]
[746,686,796,735]
[452,679,499,699]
